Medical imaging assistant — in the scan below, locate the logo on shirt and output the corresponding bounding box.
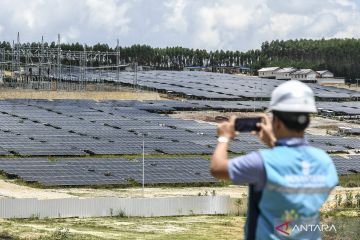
[301,161,310,176]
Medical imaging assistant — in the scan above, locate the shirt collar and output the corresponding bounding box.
[275,137,308,147]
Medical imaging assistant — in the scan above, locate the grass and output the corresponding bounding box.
[338,174,360,187]
[0,215,245,240]
[321,208,360,240]
[0,211,359,240]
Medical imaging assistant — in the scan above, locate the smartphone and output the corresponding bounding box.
[235,117,261,132]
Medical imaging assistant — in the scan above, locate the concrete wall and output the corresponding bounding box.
[0,196,231,219]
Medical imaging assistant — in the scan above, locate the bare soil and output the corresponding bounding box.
[0,89,160,101]
[326,83,360,92]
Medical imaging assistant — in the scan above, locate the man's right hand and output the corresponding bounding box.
[254,114,276,148]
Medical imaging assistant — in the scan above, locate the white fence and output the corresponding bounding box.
[0,196,230,219]
[317,77,345,85]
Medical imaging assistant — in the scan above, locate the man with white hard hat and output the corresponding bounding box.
[210,80,338,239]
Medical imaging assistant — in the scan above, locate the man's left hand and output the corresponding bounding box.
[217,116,237,140]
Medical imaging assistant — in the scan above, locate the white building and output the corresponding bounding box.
[290,69,318,82]
[258,67,281,79]
[275,67,297,80]
[316,70,334,78]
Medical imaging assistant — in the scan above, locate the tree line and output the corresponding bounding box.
[1,38,359,82]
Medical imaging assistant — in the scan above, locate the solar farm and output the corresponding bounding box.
[111,70,360,100]
[0,69,359,240]
[0,83,358,187]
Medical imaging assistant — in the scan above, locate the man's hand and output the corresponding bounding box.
[254,113,276,148]
[217,116,237,139]
[211,116,238,180]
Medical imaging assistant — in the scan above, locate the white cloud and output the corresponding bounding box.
[0,0,359,50]
[306,13,340,37]
[192,0,269,49]
[163,0,188,33]
[62,27,80,43]
[332,0,357,9]
[84,0,131,34]
[268,14,310,37]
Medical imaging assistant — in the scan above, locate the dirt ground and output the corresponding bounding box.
[1,177,359,210]
[308,116,360,135]
[0,179,248,199]
[0,89,160,101]
[0,179,74,199]
[325,83,360,92]
[169,111,360,136]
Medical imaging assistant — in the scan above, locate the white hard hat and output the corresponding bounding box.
[268,80,317,113]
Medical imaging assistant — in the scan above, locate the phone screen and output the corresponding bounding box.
[235,117,261,132]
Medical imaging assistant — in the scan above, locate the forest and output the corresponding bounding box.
[1,38,359,82]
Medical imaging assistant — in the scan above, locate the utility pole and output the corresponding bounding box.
[116,39,120,82]
[57,34,61,91]
[17,32,20,73]
[40,36,44,87]
[133,62,138,90]
[83,43,87,91]
[142,134,145,198]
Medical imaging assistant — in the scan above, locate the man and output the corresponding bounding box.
[210,80,338,239]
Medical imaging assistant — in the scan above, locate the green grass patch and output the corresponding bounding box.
[321,209,360,239]
[339,174,360,187]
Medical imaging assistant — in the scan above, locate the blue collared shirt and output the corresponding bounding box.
[228,137,308,191]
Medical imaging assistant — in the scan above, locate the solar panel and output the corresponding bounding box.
[0,99,358,157]
[0,157,218,186]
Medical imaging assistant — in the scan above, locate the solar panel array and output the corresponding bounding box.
[332,155,360,175]
[116,100,359,116]
[317,102,360,116]
[108,70,360,100]
[0,154,357,186]
[0,99,358,157]
[0,157,217,186]
[0,99,215,156]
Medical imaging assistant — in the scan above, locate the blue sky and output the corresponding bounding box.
[0,0,359,51]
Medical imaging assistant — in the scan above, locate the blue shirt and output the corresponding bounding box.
[228,138,308,191]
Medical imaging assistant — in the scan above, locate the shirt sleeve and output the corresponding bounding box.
[228,151,266,191]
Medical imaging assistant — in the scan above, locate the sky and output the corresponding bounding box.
[0,0,359,51]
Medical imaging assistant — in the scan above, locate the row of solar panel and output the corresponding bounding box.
[0,155,357,187]
[0,99,358,156]
[3,98,357,116]
[102,70,360,100]
[332,155,360,175]
[0,157,218,186]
